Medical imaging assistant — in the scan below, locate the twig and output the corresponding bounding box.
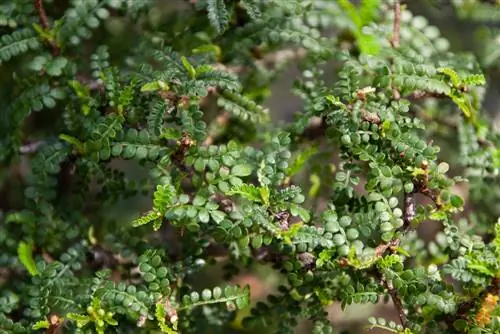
[211,48,306,75]
[383,278,408,327]
[402,190,416,232]
[373,188,415,329]
[406,91,447,100]
[34,0,50,29]
[390,1,402,99]
[19,140,46,154]
[34,0,60,56]
[374,238,400,257]
[390,1,401,48]
[375,189,416,257]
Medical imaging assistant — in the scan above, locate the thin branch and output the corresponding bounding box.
[390,1,401,48]
[402,190,416,232]
[34,0,50,29]
[374,238,400,257]
[211,48,306,75]
[384,278,408,327]
[34,0,60,56]
[390,0,402,99]
[375,189,415,257]
[19,140,46,154]
[406,91,447,100]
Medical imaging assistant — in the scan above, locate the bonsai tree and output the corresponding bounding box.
[0,0,499,333]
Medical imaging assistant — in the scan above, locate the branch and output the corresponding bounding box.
[390,1,402,99]
[19,140,46,154]
[34,0,50,30]
[390,1,401,48]
[402,190,416,232]
[211,48,306,74]
[375,189,416,257]
[34,0,60,56]
[383,278,408,327]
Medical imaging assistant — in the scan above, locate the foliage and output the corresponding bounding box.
[0,0,500,333]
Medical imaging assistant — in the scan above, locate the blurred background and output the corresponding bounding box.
[2,0,500,333]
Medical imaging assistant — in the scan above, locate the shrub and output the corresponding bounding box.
[0,0,499,333]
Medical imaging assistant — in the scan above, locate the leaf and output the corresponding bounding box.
[32,320,49,330]
[192,44,222,59]
[450,195,464,208]
[181,56,196,79]
[132,210,162,227]
[45,57,68,76]
[59,133,84,152]
[67,313,91,328]
[308,173,321,198]
[231,164,252,177]
[240,0,261,20]
[29,55,47,71]
[141,80,169,92]
[290,204,311,222]
[259,186,270,206]
[226,184,269,205]
[17,241,39,276]
[206,0,229,33]
[438,67,461,88]
[287,146,318,176]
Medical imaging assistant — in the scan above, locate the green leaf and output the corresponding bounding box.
[132,210,162,227]
[206,0,229,33]
[45,57,68,76]
[59,133,84,152]
[67,313,91,328]
[226,184,268,204]
[287,146,318,176]
[199,208,210,223]
[231,164,252,177]
[290,204,310,222]
[29,55,47,71]
[181,56,196,79]
[17,241,39,276]
[450,195,464,208]
[32,320,49,330]
[259,186,270,206]
[192,44,222,59]
[141,80,169,92]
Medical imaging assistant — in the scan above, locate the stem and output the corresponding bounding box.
[34,0,50,29]
[34,0,60,56]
